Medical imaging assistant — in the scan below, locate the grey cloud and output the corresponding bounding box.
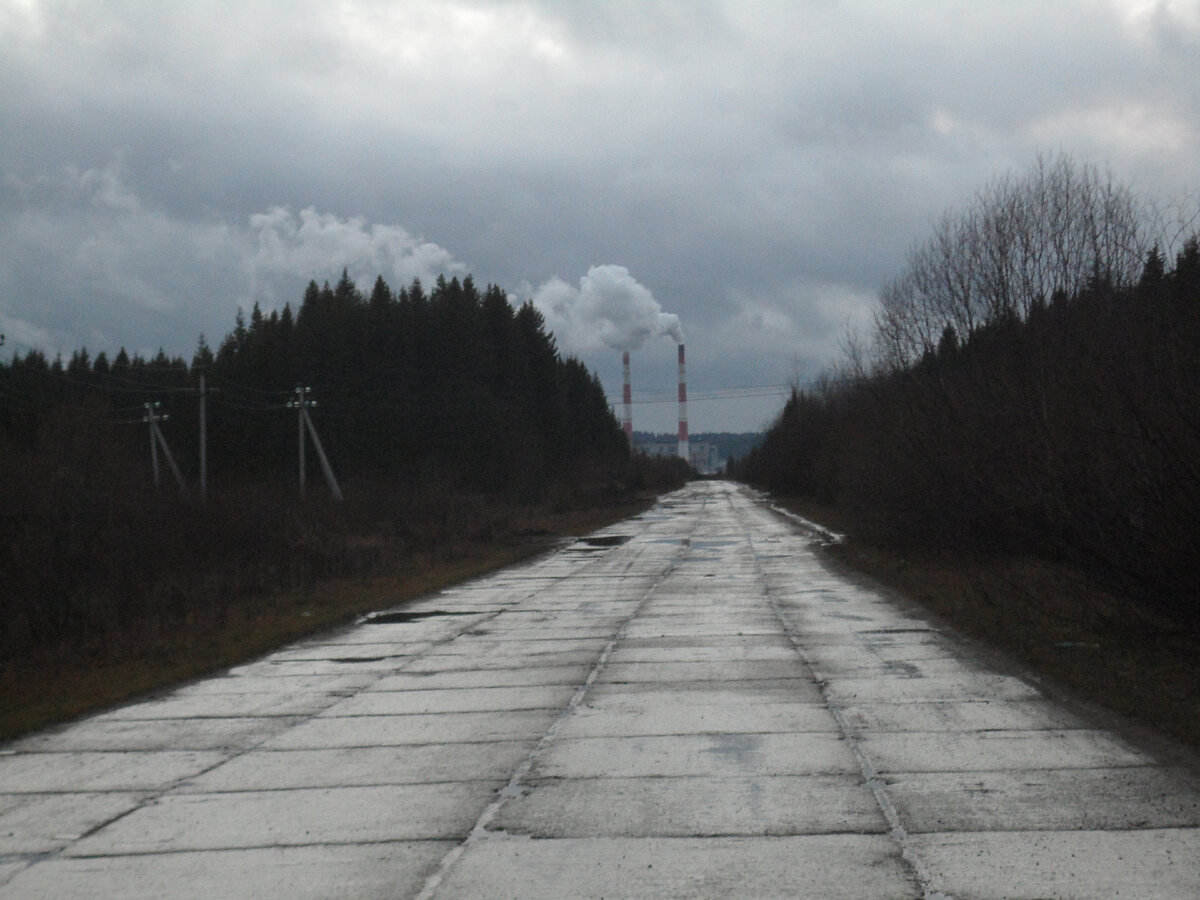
[0,161,463,357]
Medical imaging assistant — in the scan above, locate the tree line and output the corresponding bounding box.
[0,271,643,656]
[2,271,628,496]
[737,154,1200,623]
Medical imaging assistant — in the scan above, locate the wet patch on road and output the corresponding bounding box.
[359,610,486,625]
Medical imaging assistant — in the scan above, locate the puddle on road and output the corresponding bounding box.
[883,660,924,679]
[583,535,631,547]
[329,656,393,664]
[566,534,632,553]
[858,627,934,634]
[359,610,485,625]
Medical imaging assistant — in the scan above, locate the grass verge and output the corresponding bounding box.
[777,498,1200,754]
[0,501,649,743]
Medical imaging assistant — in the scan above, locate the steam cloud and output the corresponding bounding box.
[531,264,682,354]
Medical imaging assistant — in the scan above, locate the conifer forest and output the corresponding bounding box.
[0,273,651,660]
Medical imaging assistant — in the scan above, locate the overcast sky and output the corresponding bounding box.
[3,0,1199,431]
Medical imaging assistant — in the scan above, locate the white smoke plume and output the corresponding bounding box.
[531,264,682,354]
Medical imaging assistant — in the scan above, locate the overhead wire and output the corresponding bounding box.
[608,384,793,405]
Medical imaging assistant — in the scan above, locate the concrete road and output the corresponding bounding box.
[3,481,1199,898]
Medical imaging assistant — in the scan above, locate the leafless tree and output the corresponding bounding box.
[873,153,1151,365]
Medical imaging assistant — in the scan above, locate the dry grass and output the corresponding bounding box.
[779,498,1200,752]
[0,500,648,743]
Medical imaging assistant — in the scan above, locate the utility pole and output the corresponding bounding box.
[144,402,188,496]
[288,386,343,501]
[198,371,208,503]
[289,386,312,496]
[146,402,161,488]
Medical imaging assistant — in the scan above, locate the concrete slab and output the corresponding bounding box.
[66,782,500,854]
[368,665,589,691]
[322,685,576,716]
[804,655,994,680]
[585,681,825,702]
[823,672,1041,703]
[0,792,150,854]
[911,829,1200,899]
[219,658,412,676]
[262,711,557,749]
[841,698,1088,734]
[532,733,860,778]
[605,644,798,663]
[5,716,303,752]
[618,633,795,650]
[559,697,836,738]
[269,640,459,662]
[96,691,342,719]
[425,637,609,656]
[888,767,1200,832]
[468,628,619,643]
[862,729,1150,773]
[401,649,602,672]
[180,742,536,792]
[622,622,782,638]
[0,861,24,889]
[164,672,378,694]
[2,842,453,899]
[431,835,921,899]
[0,750,228,792]
[494,774,887,837]
[597,660,809,683]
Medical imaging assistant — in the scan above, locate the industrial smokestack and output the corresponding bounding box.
[677,343,689,462]
[622,350,633,446]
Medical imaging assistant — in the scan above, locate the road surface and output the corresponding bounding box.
[2,481,1199,898]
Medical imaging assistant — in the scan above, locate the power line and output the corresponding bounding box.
[609,384,792,405]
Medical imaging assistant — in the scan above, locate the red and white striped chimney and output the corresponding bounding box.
[622,350,633,446]
[677,343,689,462]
